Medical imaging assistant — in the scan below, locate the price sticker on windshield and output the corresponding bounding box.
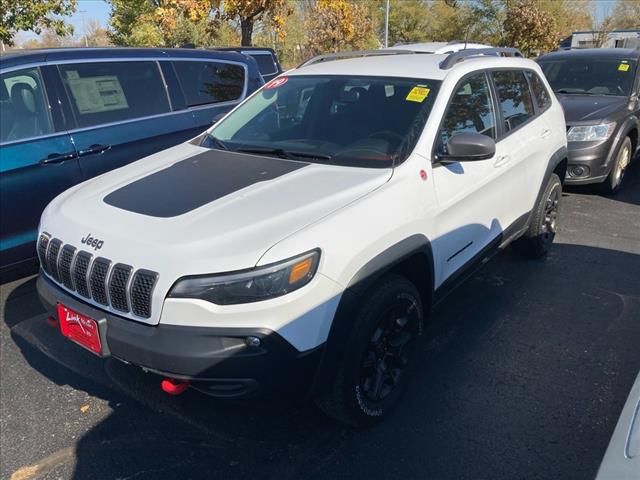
[406,85,431,103]
[618,63,630,72]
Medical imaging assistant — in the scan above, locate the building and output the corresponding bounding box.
[560,29,640,50]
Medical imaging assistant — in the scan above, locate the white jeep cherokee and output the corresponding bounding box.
[37,48,568,426]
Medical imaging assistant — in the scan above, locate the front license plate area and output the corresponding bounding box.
[57,304,103,356]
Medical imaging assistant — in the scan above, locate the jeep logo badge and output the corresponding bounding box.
[81,233,104,250]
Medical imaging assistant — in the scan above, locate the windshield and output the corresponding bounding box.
[205,75,440,168]
[538,57,638,96]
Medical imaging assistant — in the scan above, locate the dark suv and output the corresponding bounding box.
[537,48,640,193]
[213,47,283,82]
[0,47,263,282]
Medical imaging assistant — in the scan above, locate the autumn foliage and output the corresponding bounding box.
[503,0,561,56]
[305,0,376,55]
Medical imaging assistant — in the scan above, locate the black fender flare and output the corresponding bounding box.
[526,145,567,229]
[311,234,434,395]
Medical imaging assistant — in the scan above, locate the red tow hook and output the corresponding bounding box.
[161,377,190,395]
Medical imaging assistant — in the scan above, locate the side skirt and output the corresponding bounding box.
[432,212,530,307]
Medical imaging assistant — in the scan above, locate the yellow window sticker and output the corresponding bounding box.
[618,63,630,72]
[406,85,431,103]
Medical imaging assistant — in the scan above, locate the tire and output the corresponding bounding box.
[315,275,424,427]
[513,173,562,259]
[602,137,632,195]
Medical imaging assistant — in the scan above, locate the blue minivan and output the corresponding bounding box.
[0,47,263,282]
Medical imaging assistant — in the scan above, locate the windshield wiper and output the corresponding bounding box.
[555,89,598,95]
[555,89,585,94]
[235,147,332,161]
[204,133,229,150]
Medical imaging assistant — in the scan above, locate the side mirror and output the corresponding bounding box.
[438,132,496,163]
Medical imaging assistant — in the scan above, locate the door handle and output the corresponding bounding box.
[40,151,77,165]
[494,155,511,168]
[78,144,111,157]
[540,128,551,138]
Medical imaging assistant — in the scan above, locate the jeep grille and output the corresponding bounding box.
[37,233,158,319]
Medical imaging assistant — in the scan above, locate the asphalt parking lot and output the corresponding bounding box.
[1,163,639,480]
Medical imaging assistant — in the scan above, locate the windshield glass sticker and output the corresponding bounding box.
[265,76,288,89]
[618,62,630,72]
[67,75,129,114]
[406,85,430,103]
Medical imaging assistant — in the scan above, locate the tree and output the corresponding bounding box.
[221,0,290,46]
[1,0,76,46]
[590,14,616,48]
[306,0,377,55]
[20,28,73,48]
[84,19,111,46]
[611,0,640,29]
[386,0,430,46]
[540,0,592,37]
[108,0,220,47]
[504,0,560,55]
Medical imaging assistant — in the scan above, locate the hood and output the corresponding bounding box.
[557,94,628,124]
[40,142,390,324]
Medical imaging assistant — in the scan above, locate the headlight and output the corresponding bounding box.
[567,122,616,142]
[168,250,320,305]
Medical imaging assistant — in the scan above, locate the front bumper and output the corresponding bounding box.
[564,137,615,185]
[37,275,323,398]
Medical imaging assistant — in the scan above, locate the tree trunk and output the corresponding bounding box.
[241,19,253,46]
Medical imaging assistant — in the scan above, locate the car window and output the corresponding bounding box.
[0,67,53,144]
[248,53,278,76]
[492,70,535,133]
[59,61,170,129]
[538,57,638,96]
[172,61,245,107]
[439,72,496,152]
[208,75,440,168]
[525,71,551,111]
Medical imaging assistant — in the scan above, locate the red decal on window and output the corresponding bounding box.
[264,76,288,90]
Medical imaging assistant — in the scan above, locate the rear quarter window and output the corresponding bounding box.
[248,53,278,76]
[172,61,245,107]
[59,61,170,128]
[492,70,535,133]
[525,71,552,111]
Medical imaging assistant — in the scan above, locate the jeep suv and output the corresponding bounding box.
[537,48,640,193]
[36,48,568,426]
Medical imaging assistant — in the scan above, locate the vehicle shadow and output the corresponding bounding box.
[3,242,640,480]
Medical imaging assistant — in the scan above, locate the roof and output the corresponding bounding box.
[289,51,537,81]
[392,42,491,53]
[0,47,249,69]
[572,29,640,34]
[214,47,277,54]
[538,48,640,61]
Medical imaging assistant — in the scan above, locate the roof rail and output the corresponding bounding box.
[298,49,416,68]
[440,47,523,69]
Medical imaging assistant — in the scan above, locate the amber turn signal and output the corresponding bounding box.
[289,257,313,285]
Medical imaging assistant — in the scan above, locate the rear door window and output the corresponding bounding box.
[247,52,278,76]
[525,71,552,111]
[59,61,170,128]
[1,67,53,143]
[439,72,497,152]
[172,61,245,107]
[492,70,535,133]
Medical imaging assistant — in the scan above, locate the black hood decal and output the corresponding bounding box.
[104,150,308,217]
